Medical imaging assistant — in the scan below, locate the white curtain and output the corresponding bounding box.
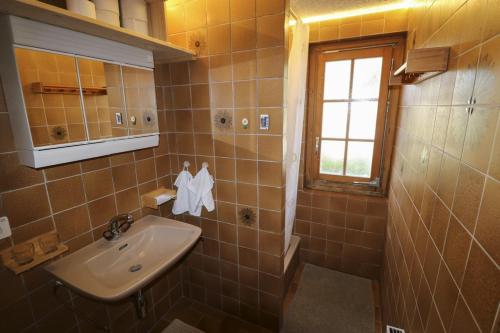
[285,17,309,252]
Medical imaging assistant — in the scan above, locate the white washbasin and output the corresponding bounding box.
[45,215,201,301]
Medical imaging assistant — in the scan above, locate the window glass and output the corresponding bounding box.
[349,101,378,140]
[322,102,348,138]
[323,60,351,100]
[352,57,382,99]
[346,141,374,177]
[320,140,345,175]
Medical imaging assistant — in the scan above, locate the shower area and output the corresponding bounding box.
[283,11,309,277]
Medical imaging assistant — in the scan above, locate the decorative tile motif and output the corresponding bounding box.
[214,110,233,130]
[239,207,257,226]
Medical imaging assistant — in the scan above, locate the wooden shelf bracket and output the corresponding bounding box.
[390,47,450,86]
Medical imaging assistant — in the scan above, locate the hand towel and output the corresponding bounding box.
[188,165,215,216]
[172,170,193,215]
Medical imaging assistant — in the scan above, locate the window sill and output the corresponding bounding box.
[305,179,386,197]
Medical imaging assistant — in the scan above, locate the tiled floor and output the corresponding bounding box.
[150,298,273,333]
[283,262,383,333]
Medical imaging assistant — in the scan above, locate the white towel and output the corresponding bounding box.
[188,166,214,216]
[172,170,193,215]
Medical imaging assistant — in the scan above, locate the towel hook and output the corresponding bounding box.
[202,162,209,168]
[183,161,190,171]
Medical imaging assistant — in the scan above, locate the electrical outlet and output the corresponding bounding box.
[0,216,12,240]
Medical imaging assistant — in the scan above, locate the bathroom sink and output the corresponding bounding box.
[45,215,201,301]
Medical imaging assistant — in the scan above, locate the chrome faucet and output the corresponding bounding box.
[103,214,133,241]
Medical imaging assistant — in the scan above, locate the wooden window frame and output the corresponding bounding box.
[305,34,406,196]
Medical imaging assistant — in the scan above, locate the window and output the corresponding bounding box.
[305,35,405,195]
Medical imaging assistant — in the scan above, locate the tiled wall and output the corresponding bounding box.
[163,0,288,330]
[308,8,408,43]
[0,67,182,332]
[381,0,500,332]
[293,189,388,280]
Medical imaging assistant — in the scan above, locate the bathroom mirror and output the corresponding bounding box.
[77,58,129,140]
[15,47,87,147]
[122,66,158,135]
[3,17,159,168]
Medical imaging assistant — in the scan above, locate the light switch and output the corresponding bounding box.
[115,112,123,125]
[0,216,12,240]
[260,114,269,130]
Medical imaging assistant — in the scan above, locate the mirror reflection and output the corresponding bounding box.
[15,48,86,147]
[77,58,128,140]
[122,66,158,135]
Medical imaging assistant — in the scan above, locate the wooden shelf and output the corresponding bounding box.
[0,0,196,63]
[32,82,107,95]
[390,47,450,86]
[1,231,68,275]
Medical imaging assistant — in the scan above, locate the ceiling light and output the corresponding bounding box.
[290,0,422,26]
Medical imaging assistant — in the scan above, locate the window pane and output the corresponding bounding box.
[352,57,382,99]
[322,102,348,138]
[349,101,378,140]
[324,60,351,100]
[320,140,345,175]
[346,141,374,177]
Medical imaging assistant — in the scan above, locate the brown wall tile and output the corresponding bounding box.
[461,242,499,332]
[47,176,86,212]
[83,169,114,201]
[87,194,116,228]
[256,14,284,48]
[115,187,139,213]
[231,19,256,52]
[232,50,257,81]
[451,164,485,232]
[11,217,53,244]
[474,179,500,265]
[112,163,136,191]
[1,185,50,227]
[53,205,91,241]
[0,154,44,192]
[230,0,255,21]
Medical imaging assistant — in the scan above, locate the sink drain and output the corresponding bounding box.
[129,264,142,272]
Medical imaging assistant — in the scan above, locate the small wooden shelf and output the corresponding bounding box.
[0,231,68,275]
[390,47,450,86]
[32,82,107,95]
[141,187,176,209]
[0,0,196,63]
